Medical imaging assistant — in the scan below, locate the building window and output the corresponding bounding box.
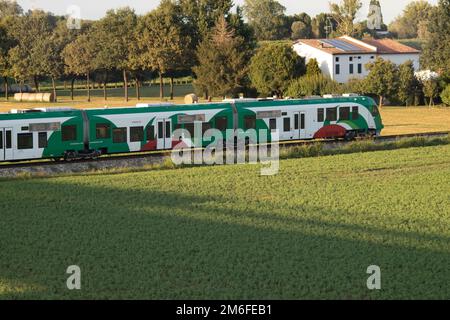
[18,133,33,149]
[352,107,359,120]
[326,108,337,122]
[62,125,77,141]
[113,128,127,143]
[38,132,48,148]
[370,56,374,59]
[335,64,340,75]
[215,117,228,131]
[244,116,256,130]
[318,109,325,122]
[283,118,290,132]
[336,57,339,62]
[339,107,350,121]
[349,57,353,62]
[349,64,354,74]
[358,64,362,74]
[96,123,111,139]
[130,126,144,142]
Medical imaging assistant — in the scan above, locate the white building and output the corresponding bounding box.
[293,36,421,84]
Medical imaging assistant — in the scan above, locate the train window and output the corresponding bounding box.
[165,121,171,139]
[38,132,48,148]
[146,125,155,141]
[62,125,77,141]
[215,117,228,131]
[372,105,380,117]
[244,116,256,130]
[130,127,144,142]
[202,122,211,135]
[96,124,111,139]
[113,128,127,143]
[283,118,290,132]
[18,133,33,149]
[339,107,350,121]
[301,114,305,129]
[0,131,3,149]
[269,118,277,131]
[21,126,29,131]
[352,107,359,120]
[326,108,337,122]
[6,131,11,148]
[158,122,164,138]
[282,112,288,116]
[294,114,299,130]
[318,109,325,122]
[185,123,195,138]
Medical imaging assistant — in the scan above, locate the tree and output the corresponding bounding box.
[397,61,418,106]
[91,8,137,101]
[0,0,22,19]
[243,0,287,41]
[8,10,58,93]
[312,13,336,38]
[193,16,249,99]
[137,0,190,100]
[388,1,434,39]
[364,58,399,108]
[249,43,305,97]
[421,0,450,77]
[329,0,363,37]
[441,84,450,106]
[63,33,96,102]
[290,13,312,39]
[306,58,322,76]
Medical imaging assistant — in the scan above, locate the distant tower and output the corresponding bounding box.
[367,0,383,31]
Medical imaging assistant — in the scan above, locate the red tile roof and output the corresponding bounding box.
[360,38,420,54]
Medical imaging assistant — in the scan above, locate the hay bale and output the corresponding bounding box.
[35,93,45,102]
[14,93,23,102]
[42,93,54,102]
[184,93,199,104]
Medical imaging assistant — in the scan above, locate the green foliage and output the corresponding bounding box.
[388,0,434,39]
[249,42,305,97]
[422,79,439,106]
[441,84,450,106]
[329,0,363,37]
[1,145,450,299]
[290,13,312,39]
[286,74,340,98]
[193,17,250,98]
[364,57,399,106]
[305,58,322,76]
[243,0,287,41]
[312,13,337,38]
[421,0,450,77]
[397,61,418,106]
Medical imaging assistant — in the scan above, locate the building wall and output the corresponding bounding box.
[333,54,376,84]
[293,43,333,78]
[379,53,420,71]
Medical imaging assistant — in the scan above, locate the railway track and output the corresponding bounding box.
[0,131,449,174]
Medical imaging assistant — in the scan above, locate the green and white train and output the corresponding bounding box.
[0,95,383,162]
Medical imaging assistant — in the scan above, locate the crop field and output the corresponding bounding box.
[1,145,449,299]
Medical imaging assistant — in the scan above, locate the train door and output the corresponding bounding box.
[156,119,172,150]
[293,112,306,140]
[0,128,13,161]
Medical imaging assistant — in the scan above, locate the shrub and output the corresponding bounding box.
[441,84,450,106]
[286,74,341,98]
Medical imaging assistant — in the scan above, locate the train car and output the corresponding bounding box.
[233,95,383,143]
[0,108,86,162]
[0,95,383,162]
[85,102,234,155]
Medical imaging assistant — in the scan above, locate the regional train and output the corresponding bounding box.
[0,95,383,162]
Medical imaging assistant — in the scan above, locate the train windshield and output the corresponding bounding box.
[372,105,380,117]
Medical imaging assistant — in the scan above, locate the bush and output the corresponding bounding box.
[286,74,341,97]
[440,84,450,106]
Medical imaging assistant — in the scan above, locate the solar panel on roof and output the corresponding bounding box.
[321,39,366,52]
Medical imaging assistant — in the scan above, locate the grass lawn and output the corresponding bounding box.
[1,145,449,299]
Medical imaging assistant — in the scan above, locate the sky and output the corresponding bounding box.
[17,0,439,23]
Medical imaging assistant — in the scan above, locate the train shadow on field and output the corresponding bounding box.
[0,177,449,300]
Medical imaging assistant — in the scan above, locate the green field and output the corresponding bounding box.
[1,145,450,299]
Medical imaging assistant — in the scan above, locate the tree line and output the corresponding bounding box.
[0,0,449,105]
